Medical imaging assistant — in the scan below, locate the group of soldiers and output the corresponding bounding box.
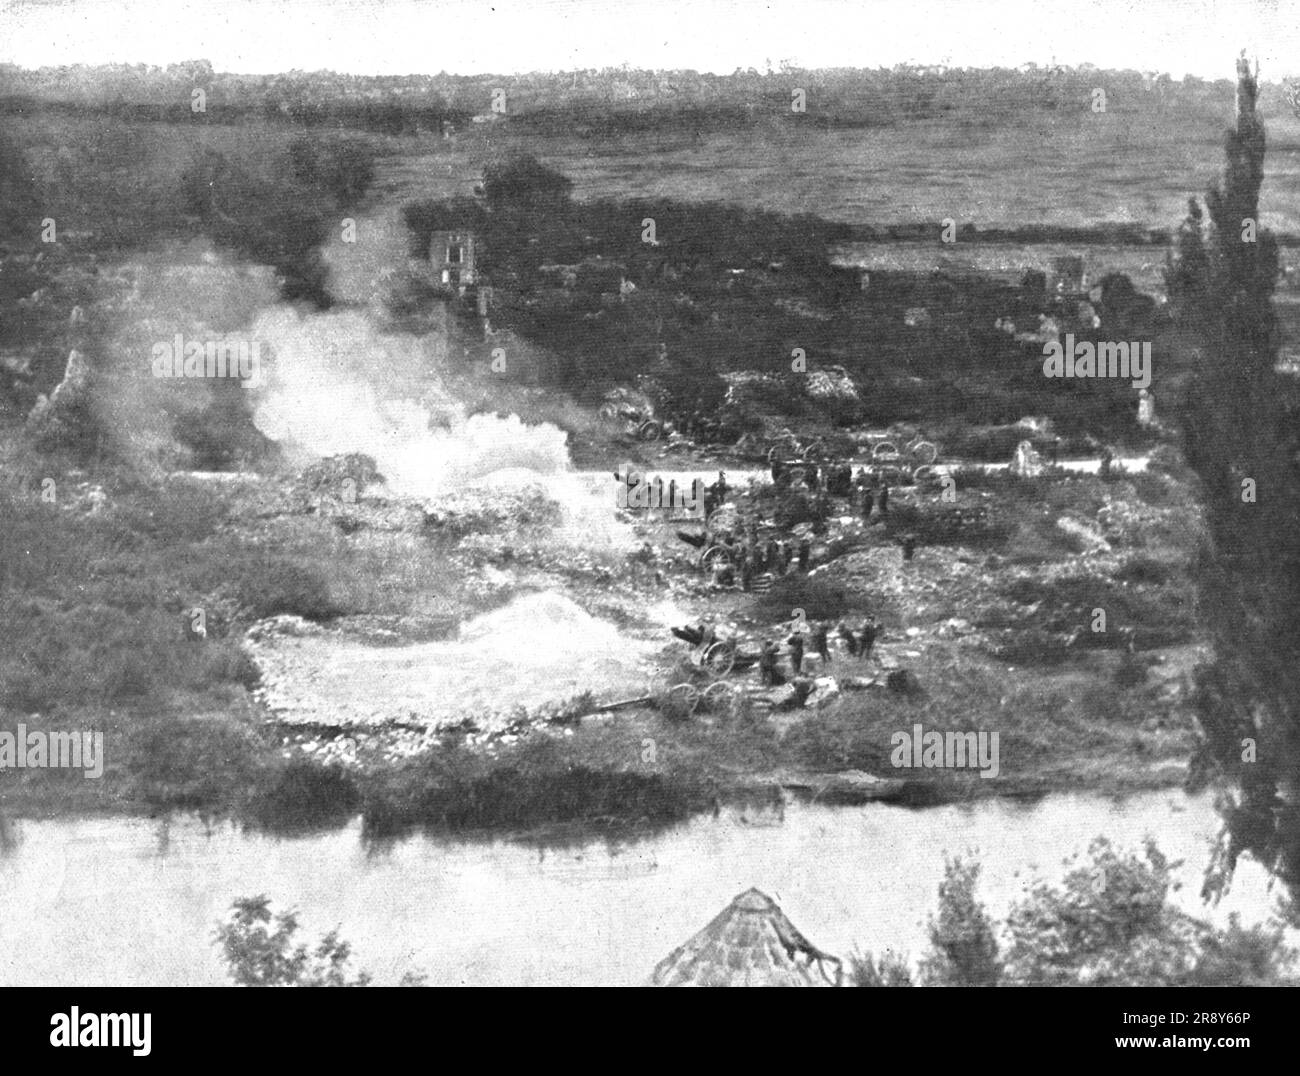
[772,457,894,521]
[757,617,880,686]
[709,530,813,589]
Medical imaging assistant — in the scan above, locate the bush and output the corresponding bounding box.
[848,950,914,987]
[247,761,362,834]
[214,896,373,987]
[918,856,1001,986]
[225,555,342,621]
[287,136,376,209]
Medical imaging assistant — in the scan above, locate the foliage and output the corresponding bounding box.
[287,136,376,210]
[918,855,1001,986]
[481,153,573,212]
[848,949,914,987]
[1166,58,1300,899]
[868,841,1296,987]
[214,896,373,987]
[1002,837,1295,986]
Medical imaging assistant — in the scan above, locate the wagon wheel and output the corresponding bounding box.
[872,441,899,461]
[908,440,937,465]
[804,437,829,461]
[703,641,737,678]
[637,419,663,442]
[700,544,734,570]
[912,464,938,485]
[662,682,700,719]
[702,680,739,715]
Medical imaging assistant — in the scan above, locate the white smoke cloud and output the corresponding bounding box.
[247,305,576,495]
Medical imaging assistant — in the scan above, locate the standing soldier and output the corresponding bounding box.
[787,631,806,675]
[879,481,890,515]
[740,551,755,592]
[759,640,785,686]
[797,536,811,572]
[837,619,859,657]
[901,533,917,562]
[859,618,879,661]
[811,621,832,666]
[1100,447,1114,478]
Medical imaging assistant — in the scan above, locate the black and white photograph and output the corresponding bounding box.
[0,0,1298,1033]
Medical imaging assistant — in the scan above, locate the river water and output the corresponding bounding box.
[0,792,1287,986]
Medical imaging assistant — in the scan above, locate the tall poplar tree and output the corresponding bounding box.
[1167,55,1300,906]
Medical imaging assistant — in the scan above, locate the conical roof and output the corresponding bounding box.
[650,888,842,987]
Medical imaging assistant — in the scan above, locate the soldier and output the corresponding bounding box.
[837,619,860,657]
[777,540,791,574]
[787,631,805,675]
[859,618,879,660]
[763,537,778,573]
[1100,447,1114,478]
[879,481,890,515]
[902,533,917,562]
[740,552,755,591]
[759,640,785,686]
[700,621,718,651]
[797,536,811,572]
[811,621,831,665]
[713,559,735,588]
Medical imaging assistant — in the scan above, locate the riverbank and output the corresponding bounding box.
[0,428,1206,841]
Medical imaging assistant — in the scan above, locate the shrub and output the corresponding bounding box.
[225,555,342,621]
[918,856,1001,986]
[214,896,373,987]
[247,761,362,834]
[848,950,914,987]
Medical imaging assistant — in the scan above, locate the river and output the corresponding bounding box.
[0,791,1286,986]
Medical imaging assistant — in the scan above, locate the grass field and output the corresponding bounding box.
[381,105,1300,234]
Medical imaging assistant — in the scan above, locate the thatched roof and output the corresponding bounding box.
[650,888,843,987]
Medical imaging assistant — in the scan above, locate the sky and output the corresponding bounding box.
[2,0,1299,79]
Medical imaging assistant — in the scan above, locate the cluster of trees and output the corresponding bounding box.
[179,134,378,304]
[0,61,1260,139]
[216,836,1295,987]
[853,841,1295,987]
[215,896,425,987]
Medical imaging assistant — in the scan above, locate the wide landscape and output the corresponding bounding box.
[3,6,1300,992]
